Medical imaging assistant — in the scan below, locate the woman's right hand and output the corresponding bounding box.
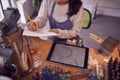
[27,21,39,31]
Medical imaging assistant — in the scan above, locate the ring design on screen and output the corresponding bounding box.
[60,47,72,59]
[47,43,89,68]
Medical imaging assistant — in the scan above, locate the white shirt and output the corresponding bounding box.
[53,3,68,22]
[35,0,84,39]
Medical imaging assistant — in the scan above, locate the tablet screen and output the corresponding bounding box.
[47,43,89,68]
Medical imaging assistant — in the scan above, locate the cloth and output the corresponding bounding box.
[34,0,84,39]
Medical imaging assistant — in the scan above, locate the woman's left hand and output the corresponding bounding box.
[49,29,59,34]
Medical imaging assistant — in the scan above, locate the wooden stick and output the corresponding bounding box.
[89,33,104,44]
[23,37,33,67]
[13,42,23,69]
[25,36,33,47]
[21,51,29,71]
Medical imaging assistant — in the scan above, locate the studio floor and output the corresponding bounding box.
[80,14,120,48]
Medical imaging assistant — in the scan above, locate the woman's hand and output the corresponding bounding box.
[49,29,59,34]
[27,21,39,31]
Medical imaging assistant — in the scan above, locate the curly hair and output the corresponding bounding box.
[68,0,82,17]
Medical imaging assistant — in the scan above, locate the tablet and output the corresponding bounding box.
[47,43,89,68]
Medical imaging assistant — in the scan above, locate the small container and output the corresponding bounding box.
[78,38,83,47]
[88,72,97,80]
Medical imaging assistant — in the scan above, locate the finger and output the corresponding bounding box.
[48,29,53,32]
[28,22,33,30]
[50,29,57,31]
[34,22,39,30]
[28,25,36,31]
[28,22,39,31]
[32,22,39,31]
[49,29,58,34]
[28,23,33,30]
[53,29,58,34]
[31,26,38,31]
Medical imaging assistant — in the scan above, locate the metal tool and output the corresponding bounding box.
[0,7,20,65]
[0,7,20,36]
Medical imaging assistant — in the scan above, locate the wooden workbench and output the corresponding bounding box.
[18,36,120,80]
[6,28,119,80]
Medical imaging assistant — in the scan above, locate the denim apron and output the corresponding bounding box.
[48,2,79,44]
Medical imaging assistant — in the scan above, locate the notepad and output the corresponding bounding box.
[23,27,58,37]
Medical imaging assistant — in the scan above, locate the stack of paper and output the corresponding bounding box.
[23,27,58,37]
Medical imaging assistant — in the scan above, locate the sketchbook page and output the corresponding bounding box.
[23,27,58,37]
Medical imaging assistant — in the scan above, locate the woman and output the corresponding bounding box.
[28,0,84,44]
